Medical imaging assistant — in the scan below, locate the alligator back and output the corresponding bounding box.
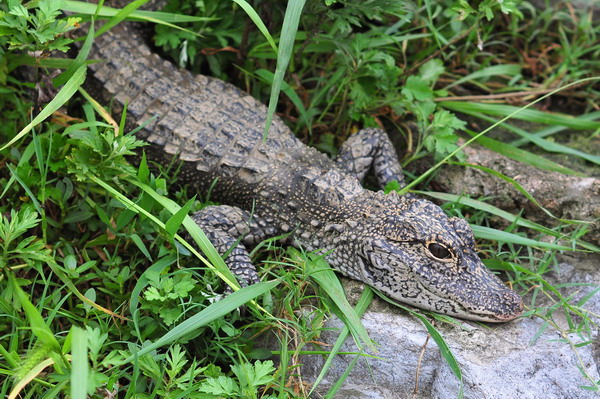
[87,25,352,204]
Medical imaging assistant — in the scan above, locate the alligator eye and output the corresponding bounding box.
[427,243,452,260]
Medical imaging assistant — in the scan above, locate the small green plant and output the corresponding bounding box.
[0,207,50,270]
[0,0,79,53]
[0,0,80,83]
[199,359,277,398]
[142,268,198,326]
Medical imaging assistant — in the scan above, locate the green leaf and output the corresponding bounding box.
[165,195,196,237]
[403,75,433,101]
[61,1,211,23]
[471,225,572,251]
[172,274,195,298]
[200,376,240,396]
[375,292,464,397]
[419,59,445,84]
[440,101,600,131]
[0,65,86,151]
[463,130,583,176]
[144,286,164,302]
[263,0,306,137]
[129,255,177,323]
[9,273,61,352]
[232,0,277,53]
[124,280,279,362]
[444,64,521,90]
[70,326,89,399]
[297,249,375,352]
[137,151,149,183]
[130,233,152,261]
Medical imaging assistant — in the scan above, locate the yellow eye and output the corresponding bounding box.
[427,243,452,260]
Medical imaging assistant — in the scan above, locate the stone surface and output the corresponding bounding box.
[300,254,600,398]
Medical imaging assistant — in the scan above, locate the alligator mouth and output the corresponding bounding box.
[460,295,525,323]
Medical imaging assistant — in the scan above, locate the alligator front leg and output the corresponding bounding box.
[191,205,276,286]
[335,127,405,189]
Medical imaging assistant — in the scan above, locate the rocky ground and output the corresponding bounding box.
[300,255,600,398]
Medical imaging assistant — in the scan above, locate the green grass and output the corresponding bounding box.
[1,0,600,397]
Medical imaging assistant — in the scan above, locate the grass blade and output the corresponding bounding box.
[93,0,149,38]
[70,327,88,399]
[62,1,211,23]
[511,111,600,147]
[233,0,278,53]
[462,130,584,176]
[465,116,600,166]
[400,77,600,195]
[471,225,572,251]
[9,273,61,352]
[263,0,306,137]
[309,286,374,397]
[124,280,279,362]
[0,65,86,151]
[375,291,463,398]
[8,358,56,399]
[296,249,375,352]
[165,195,196,237]
[129,179,240,290]
[444,64,521,90]
[449,161,588,223]
[45,259,128,320]
[54,12,96,86]
[441,101,600,131]
[255,68,306,117]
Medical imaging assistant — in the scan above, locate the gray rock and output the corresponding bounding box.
[301,255,600,398]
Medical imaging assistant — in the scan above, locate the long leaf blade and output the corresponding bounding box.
[441,101,600,131]
[298,249,375,352]
[0,65,86,151]
[263,0,306,137]
[9,273,61,352]
[232,0,278,53]
[70,327,89,399]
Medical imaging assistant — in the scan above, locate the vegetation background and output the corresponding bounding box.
[0,0,599,397]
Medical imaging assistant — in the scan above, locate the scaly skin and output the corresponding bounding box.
[86,20,523,322]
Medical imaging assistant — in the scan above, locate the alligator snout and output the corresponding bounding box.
[492,289,524,322]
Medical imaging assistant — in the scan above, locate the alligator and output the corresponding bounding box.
[84,13,524,322]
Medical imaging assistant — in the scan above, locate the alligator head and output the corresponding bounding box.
[337,191,524,322]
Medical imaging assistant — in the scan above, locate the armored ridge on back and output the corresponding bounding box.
[86,20,524,322]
